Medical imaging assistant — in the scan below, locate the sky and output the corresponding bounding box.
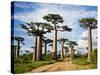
[11,1,97,54]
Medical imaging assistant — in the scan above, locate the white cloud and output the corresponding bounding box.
[21,35,34,39]
[14,4,97,26]
[77,29,97,53]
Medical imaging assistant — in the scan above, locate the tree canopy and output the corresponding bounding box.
[79,18,97,29]
[43,14,64,24]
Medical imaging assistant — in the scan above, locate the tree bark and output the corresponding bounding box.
[52,25,57,59]
[87,27,92,63]
[70,46,74,61]
[17,41,20,57]
[44,42,47,55]
[36,35,42,61]
[65,50,67,58]
[32,35,37,62]
[61,41,64,60]
[40,35,42,60]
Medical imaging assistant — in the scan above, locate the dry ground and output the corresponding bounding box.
[31,58,93,73]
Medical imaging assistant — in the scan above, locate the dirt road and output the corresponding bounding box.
[31,59,93,73]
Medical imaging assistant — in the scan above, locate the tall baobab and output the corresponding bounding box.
[43,14,72,59]
[13,36,24,57]
[79,18,97,63]
[58,38,68,60]
[21,22,53,61]
[63,46,69,59]
[42,37,53,55]
[65,40,78,61]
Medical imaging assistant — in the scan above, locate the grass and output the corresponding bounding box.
[72,55,97,69]
[73,49,97,67]
[14,60,56,73]
[72,57,90,65]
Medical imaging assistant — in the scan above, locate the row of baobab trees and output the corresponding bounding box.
[11,13,97,63]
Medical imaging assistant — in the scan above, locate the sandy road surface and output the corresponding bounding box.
[31,59,93,73]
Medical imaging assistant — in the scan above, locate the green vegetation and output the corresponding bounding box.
[72,48,97,68]
[14,61,56,73]
[14,53,56,73]
[72,56,90,65]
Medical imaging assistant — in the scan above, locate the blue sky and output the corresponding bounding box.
[11,1,97,54]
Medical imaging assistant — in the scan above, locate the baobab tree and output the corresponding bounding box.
[79,18,97,63]
[63,46,69,59]
[43,14,72,59]
[42,37,53,55]
[21,22,53,61]
[65,40,78,61]
[58,38,68,60]
[12,36,24,57]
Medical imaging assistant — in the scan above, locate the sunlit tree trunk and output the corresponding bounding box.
[32,35,37,62]
[61,41,64,60]
[70,46,74,61]
[36,35,42,61]
[87,27,92,63]
[52,25,57,59]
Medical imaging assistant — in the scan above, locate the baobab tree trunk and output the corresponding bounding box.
[52,25,57,59]
[87,27,92,63]
[44,42,47,55]
[40,35,42,60]
[61,41,64,60]
[70,46,74,61]
[65,50,67,58]
[36,35,42,61]
[32,36,37,62]
[17,41,20,57]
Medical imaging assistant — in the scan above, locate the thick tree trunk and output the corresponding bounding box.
[40,35,42,60]
[65,49,67,58]
[70,46,74,61]
[36,35,42,61]
[52,25,57,59]
[44,42,47,55]
[17,41,20,57]
[87,27,92,63]
[61,42,64,60]
[32,36,37,62]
